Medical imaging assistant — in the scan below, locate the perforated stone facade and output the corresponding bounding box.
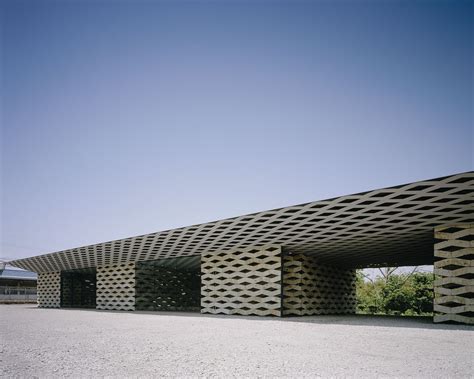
[201,246,357,317]
[37,272,61,308]
[10,173,473,324]
[11,173,473,274]
[96,263,136,311]
[434,224,474,324]
[283,254,356,316]
[201,245,282,316]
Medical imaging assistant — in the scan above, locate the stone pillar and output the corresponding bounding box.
[37,272,61,308]
[201,246,357,317]
[434,224,474,324]
[283,254,356,316]
[96,263,136,311]
[201,245,282,316]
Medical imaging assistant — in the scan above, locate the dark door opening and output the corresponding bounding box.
[135,256,201,312]
[61,268,96,308]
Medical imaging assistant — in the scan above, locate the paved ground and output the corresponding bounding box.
[1,305,473,378]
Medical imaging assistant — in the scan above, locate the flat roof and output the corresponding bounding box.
[9,172,473,273]
[0,269,37,281]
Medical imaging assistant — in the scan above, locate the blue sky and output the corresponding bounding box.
[1,1,472,261]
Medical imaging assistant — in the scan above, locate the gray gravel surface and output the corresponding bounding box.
[1,304,473,378]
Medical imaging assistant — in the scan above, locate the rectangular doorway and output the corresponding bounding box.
[60,268,97,308]
[135,256,201,312]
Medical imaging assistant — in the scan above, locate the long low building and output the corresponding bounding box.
[9,172,474,324]
[0,268,37,303]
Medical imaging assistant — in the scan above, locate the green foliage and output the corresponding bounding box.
[356,270,434,316]
[411,273,434,314]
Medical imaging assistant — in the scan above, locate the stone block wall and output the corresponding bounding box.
[37,272,61,308]
[283,254,356,316]
[201,245,282,316]
[434,224,473,324]
[96,263,136,311]
[35,248,358,317]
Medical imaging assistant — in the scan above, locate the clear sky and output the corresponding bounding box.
[1,0,472,261]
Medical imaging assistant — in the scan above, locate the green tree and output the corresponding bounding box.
[381,275,414,315]
[356,269,433,316]
[411,273,434,314]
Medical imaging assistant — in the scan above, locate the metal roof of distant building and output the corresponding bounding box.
[0,269,37,281]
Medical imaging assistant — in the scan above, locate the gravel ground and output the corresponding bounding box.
[1,304,473,378]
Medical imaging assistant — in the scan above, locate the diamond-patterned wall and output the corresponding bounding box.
[283,254,356,316]
[37,272,61,308]
[201,245,282,316]
[96,263,135,311]
[135,261,200,311]
[434,224,474,324]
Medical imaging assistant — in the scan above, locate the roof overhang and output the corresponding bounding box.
[10,172,473,273]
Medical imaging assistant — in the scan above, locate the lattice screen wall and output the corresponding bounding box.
[96,263,136,311]
[37,272,61,308]
[434,224,473,324]
[283,254,356,316]
[201,245,282,316]
[135,262,200,311]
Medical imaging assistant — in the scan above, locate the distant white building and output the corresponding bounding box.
[0,267,37,303]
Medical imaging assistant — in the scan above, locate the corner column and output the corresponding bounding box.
[201,245,282,316]
[201,246,357,317]
[434,224,474,324]
[37,272,61,308]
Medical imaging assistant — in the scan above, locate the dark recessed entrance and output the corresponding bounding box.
[135,256,201,312]
[61,268,96,308]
